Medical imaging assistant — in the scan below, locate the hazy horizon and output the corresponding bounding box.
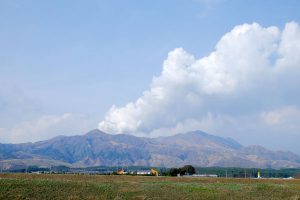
[1,0,300,154]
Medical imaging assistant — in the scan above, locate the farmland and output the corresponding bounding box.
[0,174,300,199]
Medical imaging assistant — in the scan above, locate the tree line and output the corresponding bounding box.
[163,165,196,176]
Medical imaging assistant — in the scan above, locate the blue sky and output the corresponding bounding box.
[1,0,300,153]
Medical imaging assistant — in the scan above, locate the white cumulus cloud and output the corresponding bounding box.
[99,22,300,137]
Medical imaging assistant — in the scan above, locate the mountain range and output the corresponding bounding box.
[1,129,300,170]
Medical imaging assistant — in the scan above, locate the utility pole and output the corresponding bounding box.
[225,170,227,178]
[244,169,246,178]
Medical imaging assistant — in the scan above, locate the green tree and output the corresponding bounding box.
[167,168,180,176]
[179,165,195,175]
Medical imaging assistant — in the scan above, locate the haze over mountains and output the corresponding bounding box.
[1,129,300,170]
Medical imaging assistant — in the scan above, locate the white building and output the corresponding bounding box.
[136,170,151,175]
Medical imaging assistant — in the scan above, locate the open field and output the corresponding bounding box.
[0,174,300,200]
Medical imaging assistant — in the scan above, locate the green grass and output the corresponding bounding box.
[0,174,300,200]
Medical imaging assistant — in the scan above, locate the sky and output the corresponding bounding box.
[1,0,300,154]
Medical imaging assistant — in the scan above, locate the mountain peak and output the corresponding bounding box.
[169,130,243,150]
[1,129,300,169]
[85,129,108,136]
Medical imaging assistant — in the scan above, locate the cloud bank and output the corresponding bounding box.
[99,22,300,137]
[0,113,93,143]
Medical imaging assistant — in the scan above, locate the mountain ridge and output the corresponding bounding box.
[1,129,300,170]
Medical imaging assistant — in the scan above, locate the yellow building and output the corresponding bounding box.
[151,169,159,176]
[117,169,125,175]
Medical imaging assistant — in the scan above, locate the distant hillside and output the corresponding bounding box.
[1,129,300,169]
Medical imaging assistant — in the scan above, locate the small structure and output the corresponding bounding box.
[151,169,159,176]
[257,171,261,178]
[181,174,218,178]
[136,170,151,175]
[192,174,218,178]
[117,169,126,175]
[283,177,294,179]
[116,169,158,176]
[31,171,42,174]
